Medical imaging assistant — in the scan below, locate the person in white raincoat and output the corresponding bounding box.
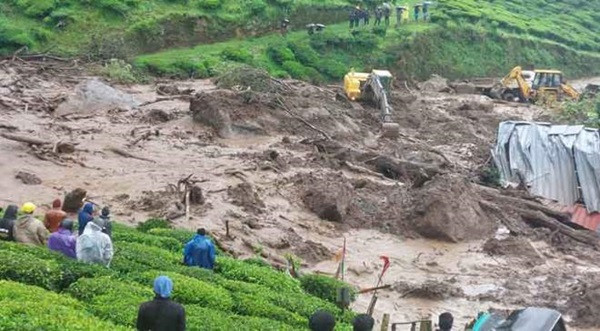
[76,221,113,267]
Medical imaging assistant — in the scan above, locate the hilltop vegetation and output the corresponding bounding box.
[2,0,600,81]
[0,218,356,330]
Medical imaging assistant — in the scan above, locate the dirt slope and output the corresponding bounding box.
[1,60,599,330]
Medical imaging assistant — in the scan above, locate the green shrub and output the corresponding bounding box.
[221,47,254,63]
[129,271,233,311]
[216,257,302,294]
[0,281,129,331]
[67,276,152,327]
[267,44,296,65]
[0,240,114,290]
[0,18,35,54]
[136,218,172,232]
[243,257,271,268]
[13,0,57,18]
[288,41,321,68]
[147,227,195,244]
[112,224,181,252]
[282,60,309,80]
[196,0,222,10]
[299,274,357,305]
[186,305,299,331]
[0,249,62,290]
[111,242,182,274]
[99,59,139,84]
[231,293,307,327]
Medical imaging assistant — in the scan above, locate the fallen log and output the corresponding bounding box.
[137,95,192,108]
[365,155,442,187]
[1,132,48,146]
[519,208,599,248]
[274,97,331,140]
[107,147,156,163]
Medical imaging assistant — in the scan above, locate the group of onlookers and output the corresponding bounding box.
[349,2,432,29]
[0,200,114,266]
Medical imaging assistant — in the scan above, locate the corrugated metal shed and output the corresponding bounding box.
[493,121,600,213]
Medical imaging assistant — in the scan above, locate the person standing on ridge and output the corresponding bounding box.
[76,221,113,267]
[78,202,95,236]
[93,206,113,238]
[13,202,49,246]
[183,228,216,270]
[0,204,18,241]
[414,4,422,22]
[48,219,77,259]
[137,276,186,331]
[382,2,391,26]
[423,1,431,21]
[44,198,66,233]
[374,7,383,26]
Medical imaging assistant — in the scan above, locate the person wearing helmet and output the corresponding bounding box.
[48,219,77,259]
[13,202,49,246]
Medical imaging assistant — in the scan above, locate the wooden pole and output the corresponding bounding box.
[381,314,390,331]
[185,186,191,223]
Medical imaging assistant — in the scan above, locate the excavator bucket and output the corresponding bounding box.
[381,122,400,138]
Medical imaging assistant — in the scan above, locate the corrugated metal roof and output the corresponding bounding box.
[562,204,600,232]
[493,121,600,213]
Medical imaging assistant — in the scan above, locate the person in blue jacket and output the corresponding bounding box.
[78,202,94,236]
[183,228,216,270]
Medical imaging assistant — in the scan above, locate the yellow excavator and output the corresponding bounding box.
[344,69,400,138]
[499,66,580,103]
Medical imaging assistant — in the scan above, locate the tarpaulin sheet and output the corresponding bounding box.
[563,204,600,232]
[493,121,600,213]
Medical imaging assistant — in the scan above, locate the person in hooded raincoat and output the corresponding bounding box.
[92,206,112,238]
[352,314,375,331]
[183,228,216,270]
[48,219,77,259]
[137,276,186,331]
[78,202,95,236]
[0,204,18,241]
[76,221,113,267]
[13,202,49,246]
[44,198,66,233]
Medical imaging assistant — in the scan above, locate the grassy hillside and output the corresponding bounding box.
[135,0,600,81]
[0,218,355,330]
[2,0,600,81]
[0,0,351,58]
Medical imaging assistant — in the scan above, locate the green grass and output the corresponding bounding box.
[2,0,600,81]
[0,220,355,330]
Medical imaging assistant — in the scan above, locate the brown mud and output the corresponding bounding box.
[1,59,600,330]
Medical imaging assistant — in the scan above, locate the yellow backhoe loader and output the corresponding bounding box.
[344,70,400,138]
[498,66,580,103]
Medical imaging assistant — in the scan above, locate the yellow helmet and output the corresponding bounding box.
[21,202,36,214]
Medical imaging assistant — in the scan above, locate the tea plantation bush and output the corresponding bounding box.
[0,281,129,331]
[0,221,357,330]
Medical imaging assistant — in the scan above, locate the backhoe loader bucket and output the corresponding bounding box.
[382,122,400,138]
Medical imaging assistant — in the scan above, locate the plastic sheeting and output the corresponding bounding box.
[493,121,600,213]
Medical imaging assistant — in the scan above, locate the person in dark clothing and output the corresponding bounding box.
[78,202,94,236]
[349,8,356,28]
[382,2,391,26]
[280,18,290,36]
[137,276,185,331]
[362,9,370,25]
[93,206,112,237]
[374,7,383,26]
[437,312,453,331]
[309,310,336,331]
[414,4,422,22]
[423,1,431,21]
[352,314,375,331]
[0,204,18,241]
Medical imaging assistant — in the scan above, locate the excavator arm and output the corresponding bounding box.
[363,74,399,138]
[561,83,580,100]
[501,66,531,101]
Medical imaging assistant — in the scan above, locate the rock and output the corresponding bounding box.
[55,79,140,116]
[63,188,87,213]
[302,179,352,223]
[418,74,451,93]
[190,91,233,138]
[15,171,41,185]
[453,82,477,94]
[145,109,173,123]
[227,183,265,214]
[408,175,497,242]
[292,240,332,263]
